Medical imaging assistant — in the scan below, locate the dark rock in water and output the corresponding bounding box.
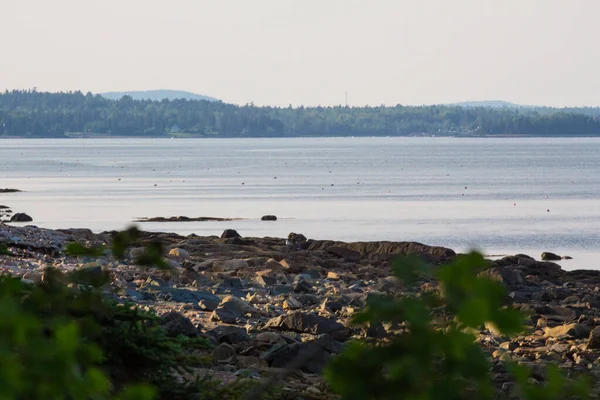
[261,215,277,221]
[0,189,21,193]
[541,252,562,261]
[10,213,33,222]
[327,246,361,262]
[562,255,573,260]
[221,229,241,239]
[207,325,249,344]
[265,312,347,339]
[0,205,9,209]
[159,311,198,337]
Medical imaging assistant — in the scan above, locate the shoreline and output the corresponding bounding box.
[3,223,600,395]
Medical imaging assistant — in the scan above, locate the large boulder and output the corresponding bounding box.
[159,311,198,337]
[261,215,277,221]
[10,213,33,222]
[207,325,249,344]
[211,295,258,324]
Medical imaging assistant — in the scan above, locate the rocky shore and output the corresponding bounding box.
[2,222,600,397]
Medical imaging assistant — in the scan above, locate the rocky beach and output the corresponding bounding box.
[1,220,600,398]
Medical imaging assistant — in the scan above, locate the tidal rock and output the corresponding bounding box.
[10,213,33,222]
[221,229,241,239]
[159,311,198,337]
[261,215,277,221]
[541,252,562,261]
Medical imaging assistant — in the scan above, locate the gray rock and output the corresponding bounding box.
[212,342,236,362]
[479,267,524,288]
[588,326,600,349]
[159,311,198,337]
[156,287,220,305]
[260,342,330,373]
[207,325,249,344]
[265,312,347,339]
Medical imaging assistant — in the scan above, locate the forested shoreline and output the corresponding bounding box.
[2,90,600,137]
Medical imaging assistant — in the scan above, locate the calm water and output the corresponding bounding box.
[1,137,599,270]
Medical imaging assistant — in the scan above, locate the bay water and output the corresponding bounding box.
[1,137,599,270]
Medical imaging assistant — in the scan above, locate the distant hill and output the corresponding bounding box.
[100,90,218,102]
[453,100,533,109]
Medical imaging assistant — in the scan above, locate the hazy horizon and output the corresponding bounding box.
[2,0,599,107]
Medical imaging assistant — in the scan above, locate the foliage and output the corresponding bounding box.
[0,272,155,400]
[325,252,590,400]
[0,227,277,400]
[2,90,600,137]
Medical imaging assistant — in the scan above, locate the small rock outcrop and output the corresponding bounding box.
[541,252,562,261]
[261,215,277,221]
[221,229,241,239]
[10,213,33,222]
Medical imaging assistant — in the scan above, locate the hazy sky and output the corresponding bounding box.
[2,0,599,107]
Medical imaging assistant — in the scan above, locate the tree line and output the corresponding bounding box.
[2,90,600,137]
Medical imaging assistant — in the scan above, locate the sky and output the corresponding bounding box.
[1,0,599,107]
